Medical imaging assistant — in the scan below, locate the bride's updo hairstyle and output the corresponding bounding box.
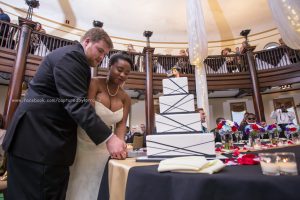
[108,51,134,69]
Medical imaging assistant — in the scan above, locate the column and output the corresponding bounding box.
[3,17,36,128]
[143,30,155,135]
[245,46,265,122]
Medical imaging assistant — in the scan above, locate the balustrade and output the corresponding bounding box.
[0,20,299,76]
[0,20,20,50]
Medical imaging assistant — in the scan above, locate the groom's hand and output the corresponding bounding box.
[106,134,127,160]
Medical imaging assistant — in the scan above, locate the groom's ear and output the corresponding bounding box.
[82,38,91,47]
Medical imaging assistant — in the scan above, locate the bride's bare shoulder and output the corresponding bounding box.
[91,77,106,86]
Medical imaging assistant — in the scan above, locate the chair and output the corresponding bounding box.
[132,135,144,150]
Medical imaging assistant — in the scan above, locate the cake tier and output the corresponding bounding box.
[155,112,202,133]
[163,77,188,95]
[146,133,215,157]
[159,94,195,113]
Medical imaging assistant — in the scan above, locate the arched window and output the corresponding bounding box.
[264,42,280,50]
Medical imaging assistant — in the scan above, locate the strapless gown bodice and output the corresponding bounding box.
[66,101,123,200]
[77,101,123,143]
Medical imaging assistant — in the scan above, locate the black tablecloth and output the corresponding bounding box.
[125,146,300,200]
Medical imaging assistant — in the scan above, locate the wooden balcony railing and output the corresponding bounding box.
[0,20,21,50]
[0,19,299,80]
[204,54,249,74]
[28,30,75,57]
[98,47,300,75]
[254,46,300,70]
[99,52,195,75]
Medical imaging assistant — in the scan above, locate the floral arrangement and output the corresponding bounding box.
[216,120,239,135]
[264,124,281,134]
[245,123,265,137]
[285,123,299,133]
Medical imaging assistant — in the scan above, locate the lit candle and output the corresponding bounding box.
[253,144,261,150]
[277,141,284,146]
[260,162,280,175]
[278,160,298,175]
[259,153,280,176]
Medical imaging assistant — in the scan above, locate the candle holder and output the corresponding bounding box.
[258,153,280,176]
[277,152,298,176]
[291,132,300,144]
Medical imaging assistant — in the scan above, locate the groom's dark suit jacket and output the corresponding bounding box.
[3,43,112,166]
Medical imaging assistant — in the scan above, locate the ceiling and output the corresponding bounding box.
[5,0,276,43]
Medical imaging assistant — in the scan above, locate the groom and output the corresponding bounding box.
[3,28,126,199]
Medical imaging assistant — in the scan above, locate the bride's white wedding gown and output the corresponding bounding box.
[66,101,123,200]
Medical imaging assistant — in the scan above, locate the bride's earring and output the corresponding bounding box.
[106,74,111,84]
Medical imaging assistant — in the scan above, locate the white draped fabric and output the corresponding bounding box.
[268,0,300,49]
[186,0,209,128]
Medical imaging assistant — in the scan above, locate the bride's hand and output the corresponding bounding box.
[111,148,127,160]
[106,134,127,160]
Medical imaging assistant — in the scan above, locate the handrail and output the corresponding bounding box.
[0,20,299,76]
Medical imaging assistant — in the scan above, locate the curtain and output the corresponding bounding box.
[268,0,300,49]
[186,0,210,128]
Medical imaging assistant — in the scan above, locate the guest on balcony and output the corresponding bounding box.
[175,49,191,74]
[179,49,187,56]
[0,8,10,23]
[221,48,237,73]
[127,44,137,53]
[30,22,46,54]
[279,38,300,64]
[127,44,143,72]
[153,56,166,73]
[240,41,248,54]
[171,65,181,78]
[233,46,246,72]
[0,8,11,48]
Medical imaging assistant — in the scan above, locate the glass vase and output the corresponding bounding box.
[248,135,261,149]
[222,133,233,150]
[268,131,279,145]
[291,132,300,144]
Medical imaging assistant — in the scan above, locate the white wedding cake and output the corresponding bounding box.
[146,77,215,158]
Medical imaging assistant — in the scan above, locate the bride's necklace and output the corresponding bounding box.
[106,82,120,97]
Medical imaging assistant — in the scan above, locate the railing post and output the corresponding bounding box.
[3,17,36,128]
[245,46,265,122]
[143,31,155,135]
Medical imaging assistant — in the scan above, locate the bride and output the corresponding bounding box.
[66,52,132,200]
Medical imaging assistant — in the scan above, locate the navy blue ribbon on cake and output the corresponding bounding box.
[161,94,194,113]
[156,114,201,132]
[147,139,215,157]
[164,78,188,94]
